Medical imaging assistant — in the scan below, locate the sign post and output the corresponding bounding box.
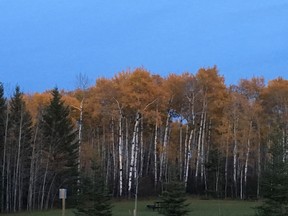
[59,189,67,216]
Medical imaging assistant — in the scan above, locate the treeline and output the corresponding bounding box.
[1,67,288,212]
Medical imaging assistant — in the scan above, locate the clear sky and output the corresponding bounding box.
[0,0,288,94]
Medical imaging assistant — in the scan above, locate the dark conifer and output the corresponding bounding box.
[160,181,190,216]
[41,88,78,206]
[256,133,288,216]
[75,162,112,216]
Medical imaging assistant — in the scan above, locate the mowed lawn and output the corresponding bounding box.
[0,199,259,216]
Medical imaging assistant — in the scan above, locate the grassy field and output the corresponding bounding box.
[0,199,259,216]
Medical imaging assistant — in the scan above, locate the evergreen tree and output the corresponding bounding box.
[160,181,190,216]
[41,88,78,208]
[75,162,112,216]
[255,134,288,216]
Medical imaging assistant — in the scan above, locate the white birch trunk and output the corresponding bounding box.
[133,121,139,181]
[200,111,207,182]
[125,118,129,187]
[184,128,193,187]
[179,118,183,181]
[154,120,158,187]
[244,121,252,199]
[128,112,140,195]
[114,98,124,196]
[159,110,171,181]
[77,99,83,191]
[195,111,204,180]
[139,118,144,178]
[111,117,117,192]
[183,125,189,183]
[118,114,123,196]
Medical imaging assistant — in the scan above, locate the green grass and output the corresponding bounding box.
[0,199,259,216]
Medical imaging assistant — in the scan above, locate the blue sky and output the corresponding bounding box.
[0,0,288,94]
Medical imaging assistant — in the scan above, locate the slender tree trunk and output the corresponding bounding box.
[200,111,207,183]
[244,121,252,199]
[154,120,158,188]
[128,112,140,196]
[2,108,9,212]
[45,174,56,210]
[18,171,22,211]
[33,140,41,210]
[184,127,193,188]
[14,109,23,212]
[184,125,189,185]
[111,117,117,194]
[233,118,238,198]
[145,135,152,175]
[215,155,220,194]
[139,118,144,178]
[40,145,51,210]
[195,111,204,181]
[118,114,123,196]
[125,117,129,191]
[240,165,243,200]
[27,122,39,211]
[224,135,229,199]
[179,118,183,181]
[204,119,212,191]
[6,153,11,212]
[160,110,171,182]
[283,129,286,162]
[77,99,83,194]
[257,130,261,199]
[114,99,124,196]
[133,120,139,183]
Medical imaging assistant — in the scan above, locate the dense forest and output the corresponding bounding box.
[1,67,288,212]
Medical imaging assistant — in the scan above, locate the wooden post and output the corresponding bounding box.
[62,198,65,216]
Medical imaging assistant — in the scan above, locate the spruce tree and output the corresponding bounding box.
[41,88,78,207]
[256,135,288,216]
[160,181,190,216]
[75,162,112,216]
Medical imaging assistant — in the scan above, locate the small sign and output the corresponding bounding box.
[59,189,67,199]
